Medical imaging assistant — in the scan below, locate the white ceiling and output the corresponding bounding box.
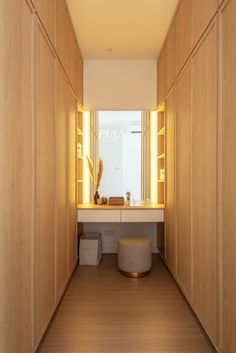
[66,0,179,60]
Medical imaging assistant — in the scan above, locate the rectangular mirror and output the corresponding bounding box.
[98,111,142,201]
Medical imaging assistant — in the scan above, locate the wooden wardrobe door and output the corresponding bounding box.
[55,62,68,300]
[166,20,175,93]
[69,21,79,98]
[165,87,176,274]
[175,0,191,75]
[0,1,34,352]
[56,0,69,73]
[157,47,167,105]
[35,22,56,344]
[176,62,192,299]
[192,0,218,47]
[35,0,56,45]
[68,90,77,275]
[191,20,218,343]
[219,0,236,352]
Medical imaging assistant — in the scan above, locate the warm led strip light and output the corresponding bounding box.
[150,111,157,203]
[83,111,90,203]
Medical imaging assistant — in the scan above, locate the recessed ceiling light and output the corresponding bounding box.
[107,48,113,52]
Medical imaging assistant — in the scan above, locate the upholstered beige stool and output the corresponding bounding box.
[118,236,152,278]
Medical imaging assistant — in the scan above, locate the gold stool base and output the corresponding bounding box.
[119,269,151,278]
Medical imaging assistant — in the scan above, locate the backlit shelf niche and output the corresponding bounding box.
[77,107,84,204]
[157,103,165,205]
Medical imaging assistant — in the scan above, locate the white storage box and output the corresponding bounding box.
[79,233,102,265]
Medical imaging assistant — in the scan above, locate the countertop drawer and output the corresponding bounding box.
[120,210,164,222]
[78,210,120,222]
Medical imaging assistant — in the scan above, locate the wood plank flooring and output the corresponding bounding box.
[38,255,216,353]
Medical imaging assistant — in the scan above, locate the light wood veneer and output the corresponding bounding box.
[35,21,56,345]
[35,0,56,45]
[191,20,218,344]
[191,0,218,47]
[55,62,69,301]
[56,0,69,74]
[165,87,176,275]
[219,0,236,351]
[175,0,191,75]
[175,61,192,300]
[0,1,34,352]
[38,255,216,353]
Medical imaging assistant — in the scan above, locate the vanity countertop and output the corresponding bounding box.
[77,201,164,210]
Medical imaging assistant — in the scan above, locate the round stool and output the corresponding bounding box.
[118,236,152,278]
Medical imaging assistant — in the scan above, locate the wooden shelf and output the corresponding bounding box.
[77,180,83,183]
[157,106,165,207]
[157,127,165,135]
[77,127,83,135]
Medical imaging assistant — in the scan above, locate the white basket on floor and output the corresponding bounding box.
[79,233,102,265]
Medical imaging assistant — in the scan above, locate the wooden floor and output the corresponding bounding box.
[38,255,216,353]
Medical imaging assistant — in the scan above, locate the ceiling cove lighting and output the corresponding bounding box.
[83,111,90,203]
[150,111,157,203]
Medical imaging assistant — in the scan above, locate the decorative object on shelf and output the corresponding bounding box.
[77,143,83,158]
[97,197,103,205]
[86,155,103,204]
[108,197,124,205]
[102,197,108,205]
[160,169,165,180]
[94,191,100,204]
[126,191,131,204]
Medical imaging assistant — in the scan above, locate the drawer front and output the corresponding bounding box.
[78,210,120,222]
[121,210,164,222]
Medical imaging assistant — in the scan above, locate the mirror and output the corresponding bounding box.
[97,111,142,201]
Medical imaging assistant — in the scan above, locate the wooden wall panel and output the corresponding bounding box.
[0,1,34,352]
[219,0,236,352]
[55,62,69,300]
[69,22,79,98]
[176,62,191,299]
[165,87,176,274]
[77,51,84,105]
[36,0,56,45]
[166,20,175,92]
[35,22,56,343]
[56,0,69,73]
[192,0,218,47]
[175,0,191,75]
[68,90,78,274]
[157,47,166,105]
[158,20,175,105]
[191,20,218,343]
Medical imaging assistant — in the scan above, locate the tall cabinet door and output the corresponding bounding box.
[175,62,192,299]
[175,0,191,75]
[165,87,176,274]
[192,0,218,47]
[68,90,77,274]
[0,1,34,352]
[35,0,56,45]
[34,22,56,344]
[55,62,68,300]
[219,1,236,352]
[191,20,218,343]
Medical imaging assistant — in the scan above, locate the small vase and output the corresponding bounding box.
[94,190,100,204]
